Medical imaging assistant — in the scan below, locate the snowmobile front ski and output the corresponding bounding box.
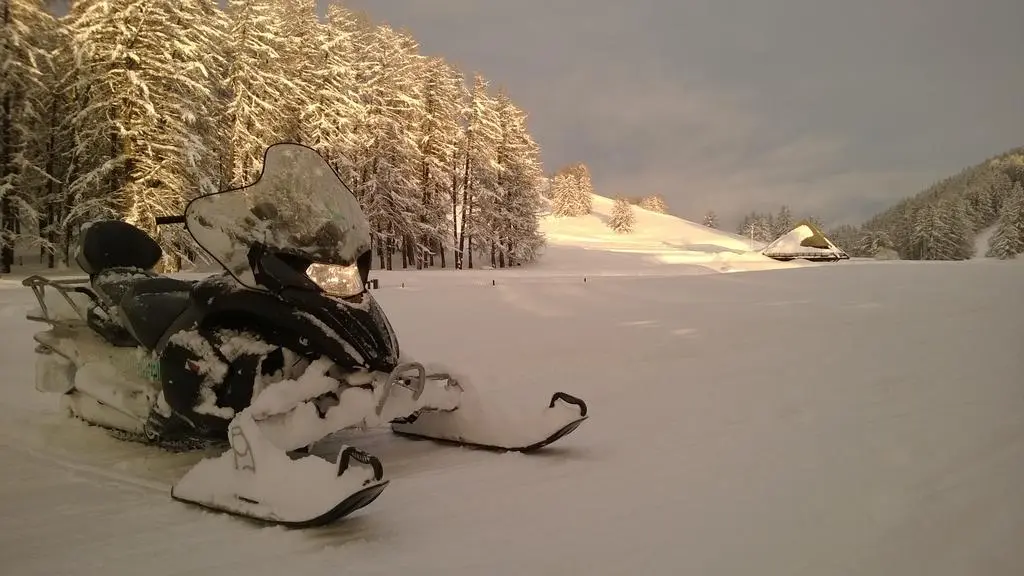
[170,411,388,527]
[391,385,589,452]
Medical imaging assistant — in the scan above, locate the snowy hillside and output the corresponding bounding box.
[532,193,792,274]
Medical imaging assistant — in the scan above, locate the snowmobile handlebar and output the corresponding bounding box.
[155,215,186,226]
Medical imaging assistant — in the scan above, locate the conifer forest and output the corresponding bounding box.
[0,0,548,273]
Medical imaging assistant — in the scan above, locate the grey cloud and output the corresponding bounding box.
[337,0,1024,229]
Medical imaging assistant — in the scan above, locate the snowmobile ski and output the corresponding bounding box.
[391,391,588,452]
[170,411,388,527]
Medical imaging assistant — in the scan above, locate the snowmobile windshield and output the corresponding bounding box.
[184,143,371,290]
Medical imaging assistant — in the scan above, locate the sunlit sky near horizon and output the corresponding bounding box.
[339,0,1023,228]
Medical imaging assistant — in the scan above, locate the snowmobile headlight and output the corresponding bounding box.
[305,263,364,298]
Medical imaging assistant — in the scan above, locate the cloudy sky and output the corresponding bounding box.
[336,0,1023,229]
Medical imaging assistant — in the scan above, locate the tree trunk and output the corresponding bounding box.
[450,167,459,270]
[375,236,386,269]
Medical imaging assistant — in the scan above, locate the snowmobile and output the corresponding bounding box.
[22,142,588,528]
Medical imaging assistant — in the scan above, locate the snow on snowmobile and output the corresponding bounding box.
[22,142,588,527]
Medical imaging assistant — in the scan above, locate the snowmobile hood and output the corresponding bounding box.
[284,288,400,372]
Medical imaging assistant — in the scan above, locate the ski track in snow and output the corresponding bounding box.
[973,224,998,259]
[2,259,1024,575]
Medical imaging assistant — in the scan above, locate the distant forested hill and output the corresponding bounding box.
[854,148,1024,260]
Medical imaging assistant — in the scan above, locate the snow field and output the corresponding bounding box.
[1,258,1023,575]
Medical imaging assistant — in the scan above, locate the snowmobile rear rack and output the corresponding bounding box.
[22,275,96,325]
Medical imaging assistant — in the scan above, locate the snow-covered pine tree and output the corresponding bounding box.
[986,169,1014,216]
[909,199,973,260]
[773,205,793,237]
[59,0,227,265]
[551,162,592,216]
[826,224,860,255]
[741,218,759,244]
[352,24,425,269]
[454,73,501,269]
[856,229,892,257]
[738,211,773,242]
[986,182,1023,259]
[58,0,133,228]
[909,204,953,260]
[224,0,292,187]
[608,196,635,233]
[22,7,68,268]
[638,194,667,213]
[481,89,516,267]
[274,0,318,145]
[414,56,464,268]
[549,171,575,215]
[908,205,933,259]
[35,5,96,267]
[736,213,750,236]
[702,210,718,228]
[491,91,544,267]
[945,198,975,260]
[162,0,230,269]
[0,0,52,271]
[317,3,366,179]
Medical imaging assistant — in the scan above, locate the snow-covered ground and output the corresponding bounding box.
[2,250,1023,575]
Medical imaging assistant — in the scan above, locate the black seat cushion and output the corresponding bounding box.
[87,307,140,348]
[122,275,196,298]
[91,269,158,308]
[119,290,192,350]
[77,221,163,275]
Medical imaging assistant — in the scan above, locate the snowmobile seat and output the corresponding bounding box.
[118,285,193,350]
[87,306,140,348]
[76,220,163,276]
[91,268,160,308]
